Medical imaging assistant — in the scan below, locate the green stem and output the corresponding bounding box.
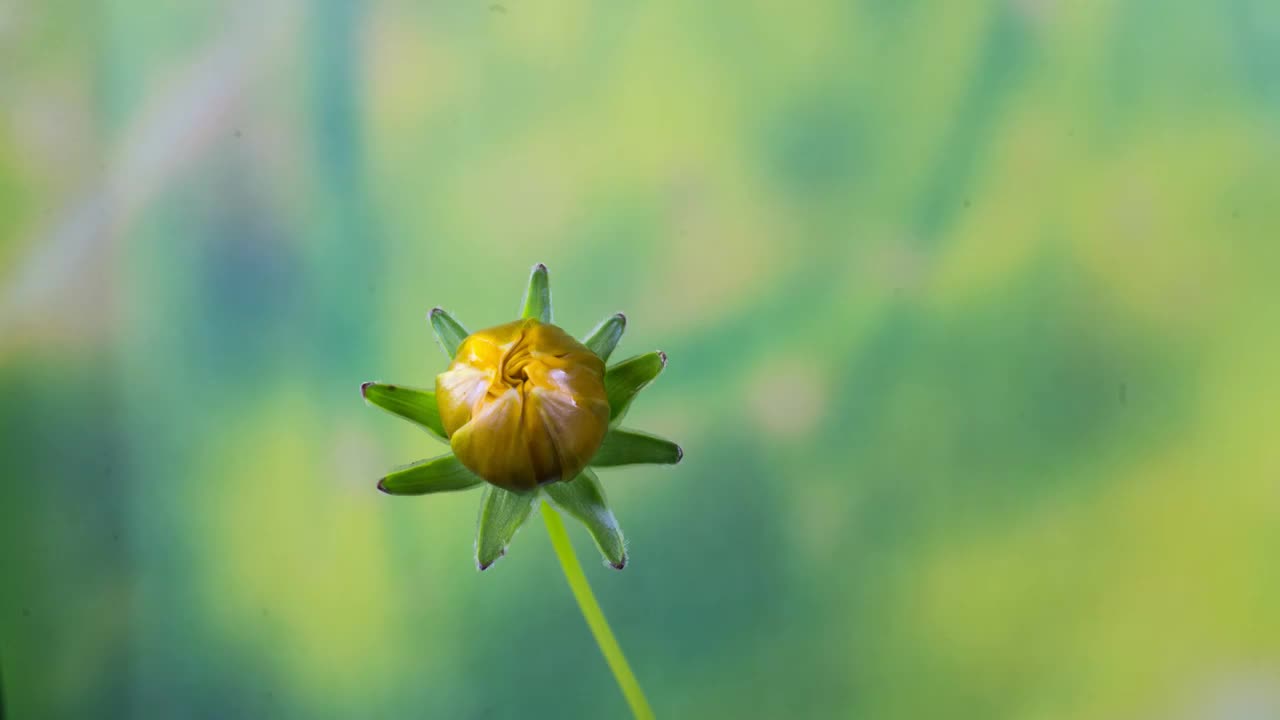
[541,502,655,720]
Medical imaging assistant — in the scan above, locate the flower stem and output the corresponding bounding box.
[540,501,655,720]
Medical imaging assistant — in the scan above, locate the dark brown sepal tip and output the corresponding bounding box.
[360,381,373,398]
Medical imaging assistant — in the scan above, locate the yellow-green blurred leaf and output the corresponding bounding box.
[520,262,551,322]
[582,313,627,362]
[543,468,626,569]
[475,485,538,570]
[603,351,666,425]
[429,308,469,358]
[377,454,483,496]
[361,382,447,440]
[591,427,682,467]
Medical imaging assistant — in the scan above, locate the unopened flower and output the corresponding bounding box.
[361,264,682,570]
[436,318,610,491]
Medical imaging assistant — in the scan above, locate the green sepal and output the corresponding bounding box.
[521,263,552,322]
[603,351,667,425]
[543,468,626,569]
[429,307,469,358]
[378,453,484,496]
[475,485,539,570]
[582,313,626,362]
[591,427,683,467]
[360,382,447,440]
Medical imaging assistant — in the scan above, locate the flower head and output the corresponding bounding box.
[437,319,610,491]
[361,264,682,569]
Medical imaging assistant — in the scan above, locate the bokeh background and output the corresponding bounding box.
[3,0,1279,717]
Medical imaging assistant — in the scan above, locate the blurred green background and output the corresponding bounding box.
[3,0,1279,717]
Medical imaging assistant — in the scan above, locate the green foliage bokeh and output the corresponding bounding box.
[2,0,1278,717]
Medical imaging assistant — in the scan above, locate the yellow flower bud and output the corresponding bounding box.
[435,318,610,492]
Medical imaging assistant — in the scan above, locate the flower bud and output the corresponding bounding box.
[435,318,610,491]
